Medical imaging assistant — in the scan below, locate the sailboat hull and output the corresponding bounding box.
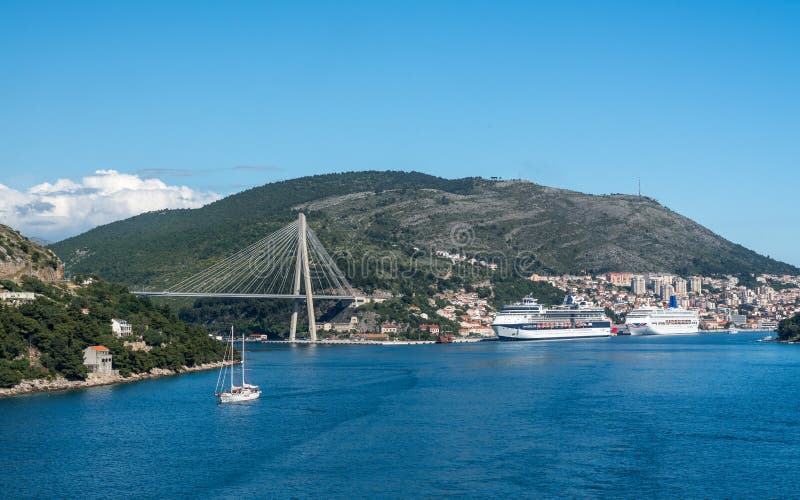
[217,388,261,403]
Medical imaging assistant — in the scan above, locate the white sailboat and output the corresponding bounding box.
[215,326,260,403]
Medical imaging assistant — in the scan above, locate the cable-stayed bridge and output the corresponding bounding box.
[135,213,358,341]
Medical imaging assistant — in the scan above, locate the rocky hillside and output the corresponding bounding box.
[50,171,797,290]
[0,224,63,281]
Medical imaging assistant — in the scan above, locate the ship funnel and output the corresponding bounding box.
[669,295,678,309]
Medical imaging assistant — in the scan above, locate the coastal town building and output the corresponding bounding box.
[0,291,35,305]
[631,276,646,295]
[758,319,779,330]
[111,318,133,337]
[83,346,113,374]
[674,278,688,297]
[730,314,747,327]
[379,323,398,334]
[323,316,359,333]
[606,272,633,286]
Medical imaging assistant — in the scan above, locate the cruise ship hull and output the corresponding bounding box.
[493,325,611,341]
[625,301,699,336]
[627,324,699,336]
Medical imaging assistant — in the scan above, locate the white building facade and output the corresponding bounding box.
[111,319,133,337]
[83,346,113,374]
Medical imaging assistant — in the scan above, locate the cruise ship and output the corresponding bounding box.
[492,295,611,341]
[625,296,699,335]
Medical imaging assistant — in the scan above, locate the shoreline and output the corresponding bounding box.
[257,338,488,344]
[0,361,225,398]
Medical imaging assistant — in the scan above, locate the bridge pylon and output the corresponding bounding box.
[289,213,317,341]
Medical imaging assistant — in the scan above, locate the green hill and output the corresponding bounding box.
[0,273,226,388]
[778,314,800,341]
[51,171,797,291]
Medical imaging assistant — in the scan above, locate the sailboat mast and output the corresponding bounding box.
[241,327,245,386]
[230,325,234,389]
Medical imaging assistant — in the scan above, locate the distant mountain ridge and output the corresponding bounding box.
[50,171,798,289]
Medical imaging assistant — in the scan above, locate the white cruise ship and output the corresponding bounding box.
[492,295,611,341]
[625,297,699,335]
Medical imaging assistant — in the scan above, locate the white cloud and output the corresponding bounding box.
[0,170,222,241]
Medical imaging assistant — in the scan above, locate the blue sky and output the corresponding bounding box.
[1,1,798,265]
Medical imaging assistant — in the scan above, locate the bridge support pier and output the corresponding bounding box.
[288,213,316,341]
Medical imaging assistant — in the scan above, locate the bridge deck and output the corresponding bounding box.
[134,292,358,300]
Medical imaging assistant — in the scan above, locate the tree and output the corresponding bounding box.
[0,361,23,388]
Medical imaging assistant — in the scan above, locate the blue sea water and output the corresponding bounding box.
[2,332,800,498]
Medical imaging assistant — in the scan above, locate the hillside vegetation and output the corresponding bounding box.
[46,171,800,338]
[51,171,797,291]
[778,314,800,342]
[0,276,226,387]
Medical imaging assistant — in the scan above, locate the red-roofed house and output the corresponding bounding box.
[83,345,113,374]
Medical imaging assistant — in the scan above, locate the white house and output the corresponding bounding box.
[83,346,113,374]
[111,319,133,337]
[0,291,35,305]
[380,323,398,334]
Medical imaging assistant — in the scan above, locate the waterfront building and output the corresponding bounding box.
[758,319,779,330]
[83,346,113,374]
[730,314,747,327]
[111,318,133,337]
[379,323,398,334]
[689,277,703,293]
[333,322,355,333]
[470,325,495,336]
